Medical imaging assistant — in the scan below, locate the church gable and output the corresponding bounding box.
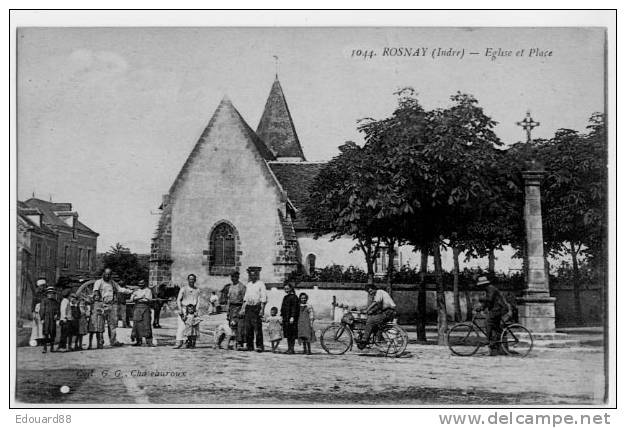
[157,97,301,288]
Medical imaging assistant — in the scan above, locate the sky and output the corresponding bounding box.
[17,27,605,254]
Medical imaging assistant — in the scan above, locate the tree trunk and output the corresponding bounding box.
[416,247,428,343]
[488,249,496,273]
[433,243,448,345]
[570,241,582,325]
[386,242,396,295]
[452,247,462,322]
[544,256,551,290]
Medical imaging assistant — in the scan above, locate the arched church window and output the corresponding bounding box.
[210,222,236,272]
[305,254,316,276]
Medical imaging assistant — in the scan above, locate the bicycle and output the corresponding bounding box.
[447,309,534,357]
[320,310,408,357]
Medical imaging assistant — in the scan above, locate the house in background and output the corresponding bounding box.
[17,198,99,318]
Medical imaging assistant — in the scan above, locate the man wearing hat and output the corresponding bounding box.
[476,276,509,356]
[240,266,267,352]
[225,271,246,349]
[92,268,133,347]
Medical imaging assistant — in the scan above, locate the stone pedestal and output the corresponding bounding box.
[517,293,556,333]
[518,169,556,333]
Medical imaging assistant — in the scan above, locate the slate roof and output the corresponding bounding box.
[256,77,306,160]
[17,201,57,235]
[268,162,325,230]
[23,198,98,235]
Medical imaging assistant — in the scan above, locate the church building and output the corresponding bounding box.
[149,76,344,289]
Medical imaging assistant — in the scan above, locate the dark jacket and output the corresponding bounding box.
[280,293,300,339]
[483,284,509,315]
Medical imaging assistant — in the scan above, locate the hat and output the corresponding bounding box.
[36,279,47,287]
[476,276,491,286]
[45,286,56,294]
[246,266,261,272]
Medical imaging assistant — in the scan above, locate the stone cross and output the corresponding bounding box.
[516,111,540,143]
[273,55,279,77]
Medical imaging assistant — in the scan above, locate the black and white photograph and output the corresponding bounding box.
[9,10,616,411]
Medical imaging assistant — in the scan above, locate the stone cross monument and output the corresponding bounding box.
[516,112,556,332]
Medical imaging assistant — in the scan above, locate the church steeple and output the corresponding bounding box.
[256,76,306,161]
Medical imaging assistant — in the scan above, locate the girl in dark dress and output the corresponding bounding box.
[40,286,60,353]
[280,283,299,354]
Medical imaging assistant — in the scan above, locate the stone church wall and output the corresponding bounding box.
[168,103,288,291]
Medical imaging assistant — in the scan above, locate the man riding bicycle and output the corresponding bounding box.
[358,284,397,349]
[476,276,511,356]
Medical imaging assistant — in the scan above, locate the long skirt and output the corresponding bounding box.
[30,311,43,342]
[132,303,153,339]
[297,311,315,343]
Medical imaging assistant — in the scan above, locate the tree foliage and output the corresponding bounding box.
[99,243,148,285]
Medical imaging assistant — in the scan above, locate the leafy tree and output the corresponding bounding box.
[304,142,386,283]
[536,114,607,322]
[358,90,507,343]
[99,243,148,285]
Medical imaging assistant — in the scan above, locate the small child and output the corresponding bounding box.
[209,291,219,314]
[75,296,90,351]
[265,306,283,353]
[88,290,105,349]
[59,289,74,351]
[182,304,201,348]
[40,286,59,353]
[297,293,315,355]
[69,293,82,351]
[216,320,236,350]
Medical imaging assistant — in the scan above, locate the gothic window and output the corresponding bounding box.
[208,222,239,275]
[305,254,316,276]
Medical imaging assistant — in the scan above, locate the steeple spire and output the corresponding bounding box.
[256,77,306,161]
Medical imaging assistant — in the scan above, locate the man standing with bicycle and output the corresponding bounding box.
[358,284,397,349]
[476,276,510,356]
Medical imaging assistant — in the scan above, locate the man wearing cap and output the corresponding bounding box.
[174,273,201,349]
[226,271,246,349]
[240,266,267,352]
[476,276,509,356]
[92,268,133,347]
[359,284,397,349]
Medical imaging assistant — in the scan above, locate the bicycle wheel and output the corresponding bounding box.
[374,324,408,357]
[500,324,533,358]
[320,323,353,355]
[447,323,483,356]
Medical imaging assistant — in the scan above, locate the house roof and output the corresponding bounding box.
[23,198,98,236]
[256,77,306,160]
[268,162,325,230]
[17,201,58,236]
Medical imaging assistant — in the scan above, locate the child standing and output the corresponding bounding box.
[75,296,90,350]
[297,293,315,355]
[59,289,74,351]
[265,307,283,353]
[88,290,105,349]
[182,304,201,348]
[69,293,82,351]
[40,286,59,353]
